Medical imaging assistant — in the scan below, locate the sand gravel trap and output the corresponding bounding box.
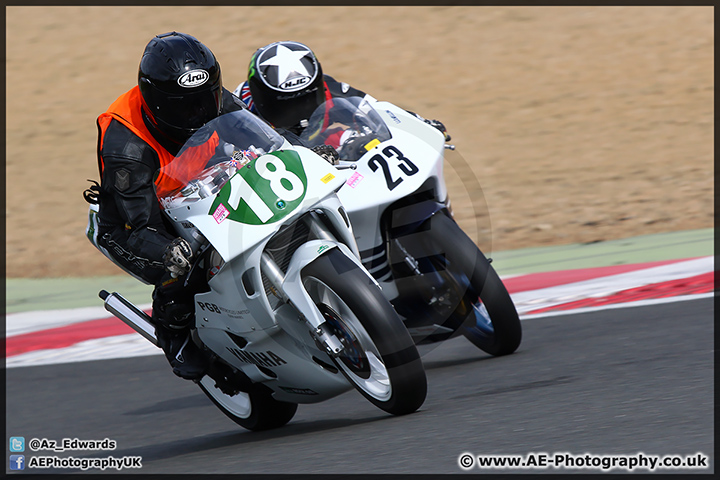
[5,6,712,278]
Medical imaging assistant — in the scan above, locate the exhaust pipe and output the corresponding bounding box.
[99,290,158,347]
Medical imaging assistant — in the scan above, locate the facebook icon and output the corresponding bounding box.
[9,455,25,470]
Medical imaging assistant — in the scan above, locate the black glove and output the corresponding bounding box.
[163,237,193,278]
[407,110,452,142]
[338,133,378,161]
[425,119,451,142]
[311,144,340,165]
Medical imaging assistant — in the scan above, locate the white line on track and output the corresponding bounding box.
[5,256,712,368]
[520,292,713,320]
[511,257,712,314]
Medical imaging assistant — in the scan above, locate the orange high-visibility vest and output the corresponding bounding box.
[96,86,218,200]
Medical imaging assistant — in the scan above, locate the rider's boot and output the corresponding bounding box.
[154,305,253,392]
[152,274,212,381]
[155,321,212,380]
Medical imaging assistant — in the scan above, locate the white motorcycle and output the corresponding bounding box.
[100,108,427,431]
[297,97,521,356]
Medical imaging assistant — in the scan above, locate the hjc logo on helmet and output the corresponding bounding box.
[280,76,311,91]
[178,69,210,88]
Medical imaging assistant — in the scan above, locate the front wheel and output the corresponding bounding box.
[302,249,427,415]
[423,213,521,356]
[198,377,298,431]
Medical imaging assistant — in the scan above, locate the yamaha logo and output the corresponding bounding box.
[178,69,209,88]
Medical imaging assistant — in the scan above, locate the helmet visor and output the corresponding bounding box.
[153,85,223,131]
[258,86,324,131]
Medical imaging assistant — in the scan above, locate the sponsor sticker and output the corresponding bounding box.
[386,110,402,124]
[364,138,381,151]
[212,204,230,224]
[346,172,364,188]
[321,173,335,184]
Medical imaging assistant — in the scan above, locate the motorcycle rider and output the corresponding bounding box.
[234,40,451,145]
[84,32,246,381]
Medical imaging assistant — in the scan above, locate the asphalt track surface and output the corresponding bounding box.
[6,297,713,475]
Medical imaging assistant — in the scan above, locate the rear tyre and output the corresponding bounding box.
[302,248,427,415]
[198,377,297,431]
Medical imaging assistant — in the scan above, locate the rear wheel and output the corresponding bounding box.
[302,249,427,415]
[198,377,297,431]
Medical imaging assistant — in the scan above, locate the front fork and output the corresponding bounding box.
[390,236,455,309]
[260,250,345,357]
[259,211,373,359]
[385,205,476,336]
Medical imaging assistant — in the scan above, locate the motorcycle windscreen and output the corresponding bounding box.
[155,110,285,202]
[299,96,392,161]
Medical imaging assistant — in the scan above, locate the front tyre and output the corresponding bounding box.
[198,377,297,431]
[426,213,521,356]
[302,249,427,415]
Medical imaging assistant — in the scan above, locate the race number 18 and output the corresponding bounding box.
[227,155,305,223]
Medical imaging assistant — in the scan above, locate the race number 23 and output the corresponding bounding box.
[368,146,418,191]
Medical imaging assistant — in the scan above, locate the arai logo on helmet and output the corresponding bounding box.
[178,69,210,88]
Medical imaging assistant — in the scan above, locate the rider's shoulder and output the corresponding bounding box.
[101,120,159,167]
[324,74,366,99]
[222,87,247,113]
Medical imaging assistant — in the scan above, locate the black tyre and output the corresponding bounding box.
[198,376,297,431]
[302,248,427,415]
[429,213,521,355]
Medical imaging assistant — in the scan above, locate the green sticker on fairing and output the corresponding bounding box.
[210,150,308,225]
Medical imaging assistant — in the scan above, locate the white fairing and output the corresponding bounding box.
[337,102,448,254]
[151,99,448,404]
[163,141,345,263]
[298,98,449,295]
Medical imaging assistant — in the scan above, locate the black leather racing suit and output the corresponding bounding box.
[92,89,245,328]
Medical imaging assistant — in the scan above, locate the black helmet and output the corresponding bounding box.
[247,41,325,131]
[138,32,223,145]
